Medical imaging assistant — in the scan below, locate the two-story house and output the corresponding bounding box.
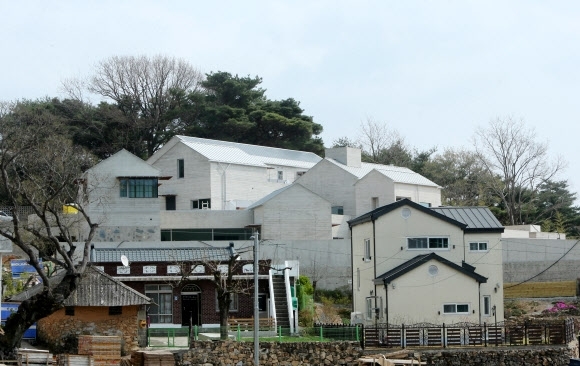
[349,199,504,325]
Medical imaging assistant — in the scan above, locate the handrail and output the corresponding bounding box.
[268,268,277,329]
[284,261,294,334]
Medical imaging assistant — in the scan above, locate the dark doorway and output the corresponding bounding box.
[166,196,176,210]
[181,294,200,326]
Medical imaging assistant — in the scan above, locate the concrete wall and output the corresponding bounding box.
[355,171,395,216]
[394,182,442,207]
[297,160,359,216]
[503,238,580,283]
[161,210,253,229]
[257,184,332,241]
[86,150,161,242]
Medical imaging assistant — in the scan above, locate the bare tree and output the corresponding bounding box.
[0,102,99,355]
[358,117,406,164]
[473,117,566,225]
[172,245,258,340]
[74,55,203,158]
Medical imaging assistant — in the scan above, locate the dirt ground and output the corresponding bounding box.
[504,297,579,319]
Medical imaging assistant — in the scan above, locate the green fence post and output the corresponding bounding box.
[237,325,241,341]
[320,326,323,341]
[278,326,281,342]
[356,325,360,342]
[194,325,198,341]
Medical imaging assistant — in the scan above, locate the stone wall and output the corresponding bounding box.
[177,341,577,366]
[37,305,144,355]
[422,347,574,365]
[179,341,364,365]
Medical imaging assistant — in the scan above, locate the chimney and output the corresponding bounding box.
[325,146,361,168]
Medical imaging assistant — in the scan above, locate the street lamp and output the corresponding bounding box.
[250,232,260,366]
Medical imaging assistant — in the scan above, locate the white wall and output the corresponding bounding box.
[297,160,358,216]
[161,210,253,229]
[257,185,332,241]
[393,183,442,207]
[355,171,395,215]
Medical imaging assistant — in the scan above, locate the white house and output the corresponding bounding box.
[349,199,504,325]
[147,135,322,211]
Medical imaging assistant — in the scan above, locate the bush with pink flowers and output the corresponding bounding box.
[541,301,580,316]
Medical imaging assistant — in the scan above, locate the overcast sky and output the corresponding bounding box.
[2,1,580,198]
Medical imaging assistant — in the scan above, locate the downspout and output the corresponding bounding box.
[478,281,482,324]
[372,218,377,292]
[384,280,389,331]
[217,163,231,210]
[349,222,354,313]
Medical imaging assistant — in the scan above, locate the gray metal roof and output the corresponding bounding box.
[431,206,504,232]
[176,136,322,169]
[374,253,487,284]
[349,199,504,233]
[9,266,151,306]
[326,158,440,187]
[93,247,233,263]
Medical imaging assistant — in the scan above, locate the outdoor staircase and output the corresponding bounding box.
[272,275,290,332]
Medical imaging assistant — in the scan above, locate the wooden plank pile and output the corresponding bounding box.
[56,355,94,366]
[17,349,53,366]
[131,351,174,366]
[77,336,121,366]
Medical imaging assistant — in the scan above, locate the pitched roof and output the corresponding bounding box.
[172,136,322,169]
[349,199,504,233]
[325,158,440,187]
[8,266,151,306]
[373,252,488,285]
[246,185,294,210]
[92,247,234,263]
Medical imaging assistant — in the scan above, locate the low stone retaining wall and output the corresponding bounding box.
[179,341,364,365]
[422,346,574,365]
[176,341,576,366]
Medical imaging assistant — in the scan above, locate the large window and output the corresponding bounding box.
[119,178,158,198]
[443,303,469,314]
[145,284,173,323]
[331,206,344,215]
[470,242,488,252]
[216,291,238,312]
[407,237,449,250]
[161,228,253,241]
[364,238,371,261]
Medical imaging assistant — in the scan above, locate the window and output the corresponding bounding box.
[396,196,411,201]
[365,297,383,320]
[470,242,488,252]
[216,291,238,312]
[109,306,122,315]
[357,268,360,290]
[119,178,158,198]
[331,206,344,215]
[419,202,432,207]
[483,296,491,316]
[191,198,211,209]
[161,228,253,241]
[177,159,184,178]
[364,238,371,261]
[372,197,379,209]
[65,306,75,316]
[296,171,306,178]
[145,284,173,323]
[443,303,469,314]
[407,237,449,250]
[277,171,283,180]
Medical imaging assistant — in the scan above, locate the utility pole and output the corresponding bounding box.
[252,232,260,366]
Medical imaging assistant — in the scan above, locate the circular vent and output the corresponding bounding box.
[401,207,412,219]
[428,265,439,276]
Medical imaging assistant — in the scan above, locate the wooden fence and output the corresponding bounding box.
[362,319,574,349]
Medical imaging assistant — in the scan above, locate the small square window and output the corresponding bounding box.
[331,206,344,215]
[109,306,122,315]
[177,159,184,179]
[364,238,371,261]
[469,242,488,252]
[277,171,283,180]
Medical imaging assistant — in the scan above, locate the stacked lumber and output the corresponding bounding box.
[77,336,121,366]
[56,355,94,366]
[131,351,174,366]
[17,349,53,366]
